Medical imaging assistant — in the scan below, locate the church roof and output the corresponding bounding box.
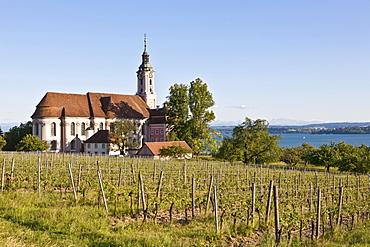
[32,92,150,119]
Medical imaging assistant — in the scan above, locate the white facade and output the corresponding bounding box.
[85,143,120,156]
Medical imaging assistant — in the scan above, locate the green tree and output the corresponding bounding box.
[3,121,32,151]
[280,147,302,166]
[16,134,49,151]
[0,127,3,136]
[165,83,189,141]
[0,135,6,151]
[300,143,317,165]
[159,144,191,159]
[216,118,281,164]
[165,78,216,155]
[309,142,340,172]
[109,120,137,155]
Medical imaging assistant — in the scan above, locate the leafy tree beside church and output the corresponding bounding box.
[216,118,281,164]
[165,78,218,155]
[109,120,137,155]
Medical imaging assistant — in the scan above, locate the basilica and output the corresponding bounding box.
[31,39,166,154]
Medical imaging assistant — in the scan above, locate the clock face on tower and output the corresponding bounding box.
[149,71,153,78]
[137,72,143,79]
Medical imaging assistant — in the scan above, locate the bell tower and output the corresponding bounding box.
[136,34,157,109]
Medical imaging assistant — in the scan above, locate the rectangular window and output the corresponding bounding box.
[87,144,91,148]
[102,144,105,149]
[155,129,159,134]
[95,144,98,149]
[160,129,164,134]
[150,129,154,134]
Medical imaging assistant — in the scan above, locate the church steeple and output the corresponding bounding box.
[136,34,157,109]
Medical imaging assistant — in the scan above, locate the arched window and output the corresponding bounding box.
[51,140,57,150]
[150,79,152,85]
[99,122,104,130]
[81,122,86,135]
[71,122,76,136]
[51,122,56,136]
[34,123,39,135]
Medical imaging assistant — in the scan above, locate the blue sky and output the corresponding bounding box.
[1,1,370,128]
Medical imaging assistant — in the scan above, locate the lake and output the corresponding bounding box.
[276,133,370,148]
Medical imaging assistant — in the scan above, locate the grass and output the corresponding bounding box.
[0,192,224,247]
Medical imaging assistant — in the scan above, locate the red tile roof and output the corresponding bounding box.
[143,141,192,156]
[32,92,150,119]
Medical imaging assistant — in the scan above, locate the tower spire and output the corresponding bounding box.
[144,33,147,52]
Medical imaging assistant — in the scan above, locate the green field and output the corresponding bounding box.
[0,152,369,246]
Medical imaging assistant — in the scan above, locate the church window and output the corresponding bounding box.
[99,122,104,130]
[71,140,76,150]
[51,140,57,150]
[150,79,152,85]
[71,122,76,136]
[141,88,143,93]
[51,122,56,136]
[34,123,39,135]
[142,125,145,134]
[81,123,86,135]
[140,79,143,85]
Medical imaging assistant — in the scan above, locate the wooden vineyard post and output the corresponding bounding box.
[183,160,187,184]
[309,182,313,212]
[337,186,343,227]
[156,171,163,200]
[206,176,214,215]
[316,188,321,238]
[192,176,195,218]
[77,164,82,191]
[97,168,109,215]
[1,159,5,192]
[131,161,136,183]
[68,163,78,201]
[273,185,281,244]
[38,157,41,195]
[265,180,273,223]
[118,167,123,188]
[214,186,219,234]
[10,158,15,184]
[153,162,156,182]
[251,183,256,226]
[139,172,146,212]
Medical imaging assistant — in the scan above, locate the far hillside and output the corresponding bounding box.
[212,122,370,135]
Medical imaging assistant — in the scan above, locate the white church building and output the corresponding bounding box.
[31,39,166,153]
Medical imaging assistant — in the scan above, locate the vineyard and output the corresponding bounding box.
[0,152,369,246]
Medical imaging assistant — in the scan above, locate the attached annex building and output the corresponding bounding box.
[31,40,166,154]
